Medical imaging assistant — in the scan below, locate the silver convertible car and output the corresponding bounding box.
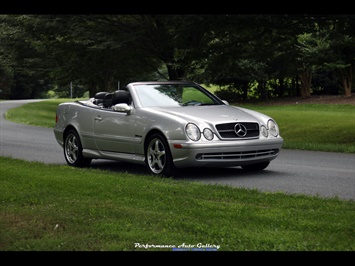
[54,81,283,176]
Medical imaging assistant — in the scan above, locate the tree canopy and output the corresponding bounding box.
[0,14,354,100]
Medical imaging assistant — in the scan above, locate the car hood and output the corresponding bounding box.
[150,105,266,124]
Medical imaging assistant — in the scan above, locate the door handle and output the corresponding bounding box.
[94,116,102,121]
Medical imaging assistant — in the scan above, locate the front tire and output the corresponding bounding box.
[64,129,92,167]
[145,133,175,177]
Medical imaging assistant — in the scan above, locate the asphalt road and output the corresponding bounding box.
[1,99,354,201]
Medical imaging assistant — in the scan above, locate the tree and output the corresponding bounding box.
[1,14,354,100]
[198,15,305,100]
[0,15,54,98]
[325,16,355,97]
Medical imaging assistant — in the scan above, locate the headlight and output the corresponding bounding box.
[267,119,279,137]
[186,123,201,141]
[203,128,214,140]
[260,125,268,137]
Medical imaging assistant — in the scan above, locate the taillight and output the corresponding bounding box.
[55,114,58,123]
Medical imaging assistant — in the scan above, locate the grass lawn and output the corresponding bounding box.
[1,97,354,251]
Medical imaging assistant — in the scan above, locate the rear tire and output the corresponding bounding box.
[241,161,270,171]
[145,133,175,177]
[64,129,92,167]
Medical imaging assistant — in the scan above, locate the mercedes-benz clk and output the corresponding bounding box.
[54,81,283,177]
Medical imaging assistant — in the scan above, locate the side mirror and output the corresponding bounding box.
[222,100,229,105]
[113,103,132,114]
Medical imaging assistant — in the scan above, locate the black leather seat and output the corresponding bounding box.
[112,90,130,105]
[102,93,113,108]
[93,91,107,105]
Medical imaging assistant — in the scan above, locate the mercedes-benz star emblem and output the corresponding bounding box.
[234,123,247,137]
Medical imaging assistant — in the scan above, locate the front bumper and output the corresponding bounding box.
[169,138,283,168]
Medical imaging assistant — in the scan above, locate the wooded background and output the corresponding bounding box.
[0,15,354,101]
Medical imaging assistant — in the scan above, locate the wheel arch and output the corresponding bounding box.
[144,128,168,151]
[63,125,78,139]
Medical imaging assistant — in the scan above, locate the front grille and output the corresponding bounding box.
[215,122,259,139]
[196,149,279,161]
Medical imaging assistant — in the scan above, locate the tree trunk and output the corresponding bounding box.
[242,81,248,100]
[293,76,300,97]
[166,64,185,80]
[258,80,268,100]
[105,72,114,92]
[277,78,285,98]
[342,77,352,97]
[339,66,352,97]
[88,82,97,98]
[299,70,312,98]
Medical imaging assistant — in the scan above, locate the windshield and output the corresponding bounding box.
[133,84,222,107]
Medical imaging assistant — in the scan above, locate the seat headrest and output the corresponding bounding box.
[94,92,107,99]
[102,93,113,108]
[112,90,130,105]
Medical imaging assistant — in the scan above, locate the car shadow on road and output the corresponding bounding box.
[88,159,283,180]
[173,167,284,179]
[89,159,148,175]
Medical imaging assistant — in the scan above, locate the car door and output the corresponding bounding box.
[93,108,136,154]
